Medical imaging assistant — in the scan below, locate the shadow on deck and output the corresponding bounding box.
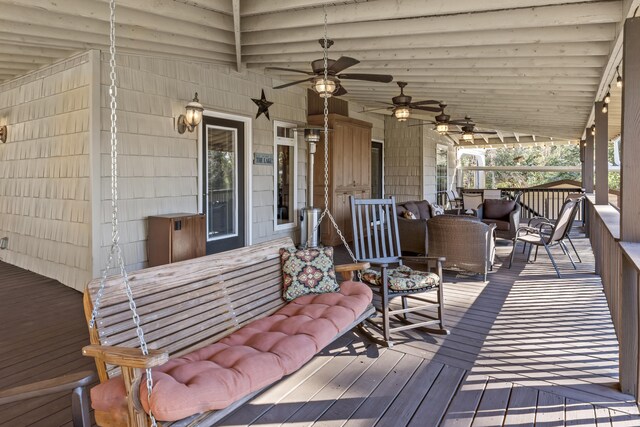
[1,225,637,426]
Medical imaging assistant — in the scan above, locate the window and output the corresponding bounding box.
[436,145,448,205]
[274,121,298,230]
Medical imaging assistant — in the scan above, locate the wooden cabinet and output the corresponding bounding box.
[148,213,206,267]
[308,114,372,246]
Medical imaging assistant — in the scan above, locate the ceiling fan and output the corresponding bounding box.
[367,82,442,121]
[409,102,469,134]
[453,117,497,142]
[266,39,393,98]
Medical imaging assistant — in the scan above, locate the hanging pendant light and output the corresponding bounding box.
[604,90,611,104]
[436,123,449,134]
[462,131,474,141]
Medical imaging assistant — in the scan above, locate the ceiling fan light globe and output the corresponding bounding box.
[462,132,474,141]
[394,106,411,121]
[313,77,338,98]
[436,123,449,134]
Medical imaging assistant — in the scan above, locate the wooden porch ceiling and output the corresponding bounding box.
[0,0,636,140]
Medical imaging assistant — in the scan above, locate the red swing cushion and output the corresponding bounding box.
[90,280,372,422]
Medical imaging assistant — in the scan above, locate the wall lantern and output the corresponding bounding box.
[591,124,596,136]
[393,106,411,121]
[313,76,338,98]
[0,125,6,143]
[177,93,204,134]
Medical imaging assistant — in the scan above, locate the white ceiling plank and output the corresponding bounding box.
[176,0,233,15]
[241,0,340,16]
[242,0,622,32]
[232,0,242,72]
[244,42,612,65]
[242,24,617,53]
[242,2,621,43]
[251,55,607,70]
[0,44,74,58]
[0,2,235,47]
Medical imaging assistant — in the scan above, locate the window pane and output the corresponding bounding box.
[436,147,448,205]
[276,144,294,225]
[207,127,236,240]
[276,126,294,139]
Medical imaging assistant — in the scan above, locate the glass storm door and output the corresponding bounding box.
[371,141,383,199]
[202,116,245,254]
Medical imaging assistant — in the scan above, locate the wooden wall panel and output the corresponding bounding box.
[0,53,92,291]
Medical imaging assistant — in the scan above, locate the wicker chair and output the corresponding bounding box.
[349,196,448,347]
[427,215,496,281]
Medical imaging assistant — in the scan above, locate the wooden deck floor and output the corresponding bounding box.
[1,226,638,426]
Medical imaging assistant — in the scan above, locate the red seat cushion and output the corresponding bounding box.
[90,281,372,422]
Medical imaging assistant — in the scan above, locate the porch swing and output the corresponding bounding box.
[81,2,373,426]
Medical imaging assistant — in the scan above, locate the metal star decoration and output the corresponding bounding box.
[252,89,274,120]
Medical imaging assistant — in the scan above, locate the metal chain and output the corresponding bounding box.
[88,0,158,425]
[311,6,359,268]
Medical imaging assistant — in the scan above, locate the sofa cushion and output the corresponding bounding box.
[483,218,511,231]
[483,199,515,221]
[415,200,432,220]
[396,205,407,217]
[403,201,421,219]
[280,247,339,301]
[90,281,373,422]
[362,265,440,292]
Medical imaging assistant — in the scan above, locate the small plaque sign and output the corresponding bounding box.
[253,152,274,165]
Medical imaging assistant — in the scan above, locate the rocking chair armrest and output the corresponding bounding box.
[515,225,540,237]
[0,370,97,405]
[82,345,169,369]
[335,262,371,280]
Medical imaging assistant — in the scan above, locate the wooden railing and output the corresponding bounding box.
[455,187,585,221]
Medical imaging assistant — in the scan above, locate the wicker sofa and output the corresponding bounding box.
[427,215,496,280]
[395,199,457,255]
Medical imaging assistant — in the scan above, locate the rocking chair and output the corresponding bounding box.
[349,196,448,347]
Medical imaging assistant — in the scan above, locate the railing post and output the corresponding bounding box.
[595,101,609,205]
[619,15,640,401]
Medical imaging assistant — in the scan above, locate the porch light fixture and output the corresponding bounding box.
[591,125,596,136]
[177,92,204,134]
[616,65,623,88]
[462,131,474,142]
[393,106,411,121]
[0,125,6,143]
[313,76,338,98]
[604,89,611,104]
[436,123,449,134]
[602,103,608,114]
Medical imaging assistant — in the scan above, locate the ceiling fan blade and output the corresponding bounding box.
[273,77,314,89]
[474,131,498,135]
[449,119,471,125]
[328,56,360,74]
[333,86,348,96]
[265,66,314,75]
[412,105,441,112]
[337,73,394,83]
[362,107,393,113]
[411,100,440,106]
[407,121,436,127]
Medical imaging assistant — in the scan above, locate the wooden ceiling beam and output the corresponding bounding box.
[0,44,73,58]
[351,97,593,110]
[242,24,616,53]
[0,54,56,65]
[244,41,612,65]
[242,2,620,42]
[342,85,596,96]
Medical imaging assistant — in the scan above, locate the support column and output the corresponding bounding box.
[583,127,595,193]
[595,101,609,205]
[619,16,640,399]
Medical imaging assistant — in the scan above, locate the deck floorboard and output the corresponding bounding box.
[1,226,639,426]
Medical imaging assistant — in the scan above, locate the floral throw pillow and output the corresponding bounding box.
[430,203,445,216]
[280,246,339,301]
[401,210,417,219]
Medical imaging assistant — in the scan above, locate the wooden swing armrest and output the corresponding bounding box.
[0,370,97,406]
[82,345,169,369]
[335,262,370,280]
